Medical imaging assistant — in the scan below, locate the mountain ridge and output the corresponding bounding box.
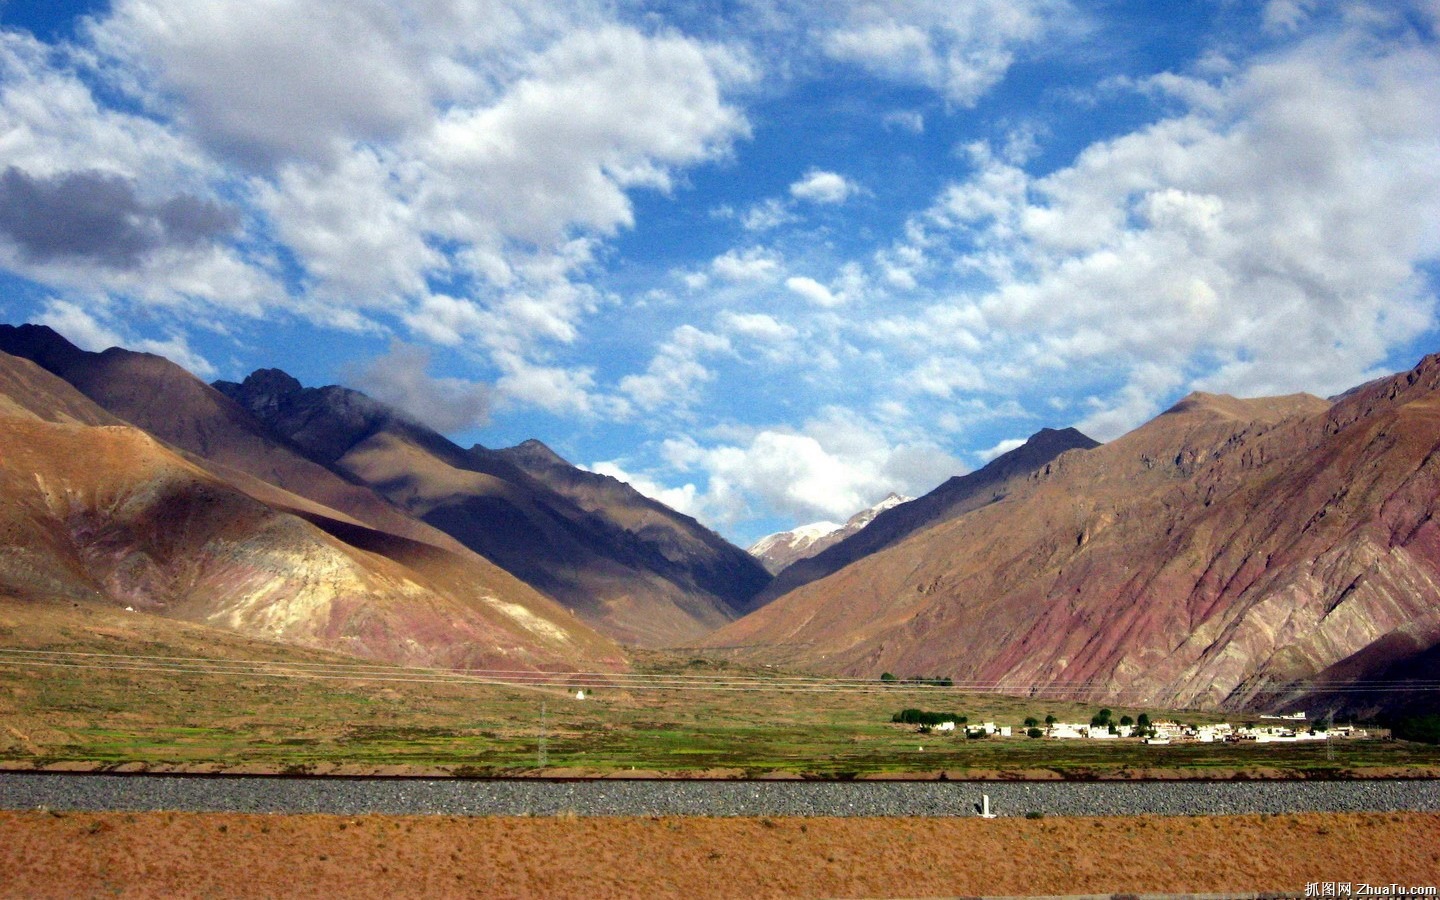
[699,358,1440,717]
[215,368,770,645]
[0,348,626,672]
[749,426,1100,606]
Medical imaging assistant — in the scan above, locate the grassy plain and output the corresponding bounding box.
[4,597,1440,778]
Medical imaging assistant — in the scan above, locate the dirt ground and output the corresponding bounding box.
[2,810,1437,898]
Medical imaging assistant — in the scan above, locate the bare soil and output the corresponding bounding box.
[2,810,1437,898]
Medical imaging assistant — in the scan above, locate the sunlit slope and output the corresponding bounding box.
[707,357,1440,716]
[0,324,467,554]
[0,352,625,673]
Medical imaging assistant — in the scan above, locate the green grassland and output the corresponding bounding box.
[3,598,1439,778]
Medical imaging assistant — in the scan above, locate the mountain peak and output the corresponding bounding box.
[499,438,572,470]
[0,323,87,371]
[1160,390,1329,426]
[750,494,913,575]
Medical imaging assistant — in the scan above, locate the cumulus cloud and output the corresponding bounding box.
[785,275,842,307]
[8,5,756,405]
[718,311,797,343]
[1262,0,1318,35]
[976,437,1027,463]
[493,355,604,418]
[821,0,1072,106]
[873,20,1440,438]
[349,342,491,433]
[739,197,798,232]
[656,409,964,526]
[0,31,279,311]
[711,246,783,282]
[789,169,858,204]
[619,325,731,414]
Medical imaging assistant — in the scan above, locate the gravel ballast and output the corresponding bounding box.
[2,773,1438,818]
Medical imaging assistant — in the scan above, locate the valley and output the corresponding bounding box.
[4,322,1440,779]
[4,597,1438,779]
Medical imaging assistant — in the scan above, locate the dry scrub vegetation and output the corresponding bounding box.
[2,810,1438,898]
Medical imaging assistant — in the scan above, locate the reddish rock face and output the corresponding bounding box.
[703,355,1440,715]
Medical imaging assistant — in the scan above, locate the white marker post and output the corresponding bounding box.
[979,794,996,818]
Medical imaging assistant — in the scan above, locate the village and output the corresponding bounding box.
[901,709,1375,744]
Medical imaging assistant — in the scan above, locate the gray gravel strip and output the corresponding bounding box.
[2,774,1438,818]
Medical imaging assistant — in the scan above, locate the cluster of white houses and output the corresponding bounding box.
[1048,720,1367,743]
[924,711,1371,744]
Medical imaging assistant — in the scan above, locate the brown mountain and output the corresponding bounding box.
[215,370,768,646]
[701,356,1440,716]
[0,350,626,672]
[0,324,465,554]
[749,427,1099,607]
[493,438,771,608]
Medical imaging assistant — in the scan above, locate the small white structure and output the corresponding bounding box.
[934,721,956,732]
[575,690,585,700]
[978,794,996,819]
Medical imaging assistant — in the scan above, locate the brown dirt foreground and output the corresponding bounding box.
[2,811,1438,899]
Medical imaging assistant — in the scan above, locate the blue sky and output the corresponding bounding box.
[1,0,1438,546]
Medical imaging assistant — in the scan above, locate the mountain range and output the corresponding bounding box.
[0,346,625,673]
[5,319,1440,718]
[700,368,1440,720]
[748,493,910,575]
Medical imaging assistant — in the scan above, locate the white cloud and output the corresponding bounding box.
[976,437,1025,463]
[619,325,731,413]
[711,246,783,282]
[739,197,798,232]
[0,31,281,313]
[418,25,753,247]
[493,354,602,418]
[873,21,1440,437]
[95,0,432,167]
[1262,0,1318,35]
[789,169,858,204]
[717,311,797,343]
[785,275,842,307]
[821,0,1072,106]
[32,298,124,351]
[348,342,491,433]
[31,6,756,410]
[655,408,963,526]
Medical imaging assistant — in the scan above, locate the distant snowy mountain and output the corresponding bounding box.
[748,493,910,575]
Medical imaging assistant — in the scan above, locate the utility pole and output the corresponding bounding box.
[538,701,548,769]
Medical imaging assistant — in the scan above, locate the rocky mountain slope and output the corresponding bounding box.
[494,439,771,611]
[749,428,1099,606]
[701,357,1440,717]
[0,325,463,554]
[748,493,910,575]
[215,369,769,645]
[0,350,626,673]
